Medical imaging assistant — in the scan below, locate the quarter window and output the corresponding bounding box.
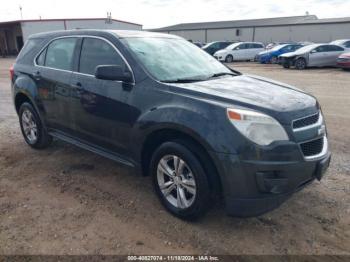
[79,38,125,75]
[45,38,78,71]
[36,49,46,66]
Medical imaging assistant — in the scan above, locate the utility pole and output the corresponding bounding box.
[19,6,23,19]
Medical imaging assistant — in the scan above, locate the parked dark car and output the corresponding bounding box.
[11,30,331,220]
[193,42,205,48]
[202,41,234,55]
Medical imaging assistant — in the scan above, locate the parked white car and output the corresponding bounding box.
[330,39,350,50]
[213,42,264,62]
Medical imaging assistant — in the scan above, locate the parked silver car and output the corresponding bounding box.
[279,44,346,69]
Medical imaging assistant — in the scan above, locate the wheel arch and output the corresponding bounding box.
[140,127,223,195]
[14,92,35,114]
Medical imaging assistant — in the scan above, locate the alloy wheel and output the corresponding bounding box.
[21,109,38,143]
[157,155,196,209]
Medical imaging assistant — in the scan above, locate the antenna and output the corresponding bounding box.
[106,11,112,24]
[19,6,23,19]
[305,11,310,16]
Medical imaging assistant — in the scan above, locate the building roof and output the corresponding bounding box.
[0,17,142,26]
[151,15,350,31]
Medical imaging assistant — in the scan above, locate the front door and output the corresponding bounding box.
[309,46,328,66]
[325,45,345,66]
[70,37,133,155]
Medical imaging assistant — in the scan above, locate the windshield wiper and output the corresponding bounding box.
[209,72,237,78]
[162,77,206,83]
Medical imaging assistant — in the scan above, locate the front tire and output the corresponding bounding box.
[295,58,307,70]
[150,141,211,220]
[225,55,233,63]
[19,102,52,149]
[270,56,278,64]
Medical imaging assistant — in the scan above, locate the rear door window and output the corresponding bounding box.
[252,43,263,48]
[329,45,344,52]
[79,37,125,75]
[45,38,78,71]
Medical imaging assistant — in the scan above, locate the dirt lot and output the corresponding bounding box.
[0,58,349,255]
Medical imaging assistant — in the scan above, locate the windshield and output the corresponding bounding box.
[122,37,233,82]
[225,43,240,50]
[202,42,215,49]
[271,44,288,51]
[293,44,319,53]
[330,40,344,45]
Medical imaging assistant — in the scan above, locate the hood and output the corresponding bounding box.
[280,49,308,57]
[214,49,228,55]
[258,50,271,55]
[280,51,298,58]
[168,75,317,123]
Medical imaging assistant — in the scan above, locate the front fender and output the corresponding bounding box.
[130,104,235,159]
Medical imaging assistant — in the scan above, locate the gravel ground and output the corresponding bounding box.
[0,58,349,255]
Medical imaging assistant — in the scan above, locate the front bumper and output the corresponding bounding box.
[280,56,296,67]
[212,143,331,217]
[337,61,350,68]
[213,55,226,62]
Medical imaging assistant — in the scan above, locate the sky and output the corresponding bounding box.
[1,0,350,29]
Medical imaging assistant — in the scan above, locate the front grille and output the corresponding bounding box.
[300,137,324,157]
[293,112,319,129]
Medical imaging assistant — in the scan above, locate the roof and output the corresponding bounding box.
[150,15,350,31]
[28,29,179,40]
[0,17,142,27]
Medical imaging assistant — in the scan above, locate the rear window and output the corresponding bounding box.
[16,38,45,64]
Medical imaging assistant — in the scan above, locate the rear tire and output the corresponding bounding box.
[150,141,211,220]
[225,55,233,63]
[19,102,52,149]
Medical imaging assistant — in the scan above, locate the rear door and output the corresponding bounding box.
[34,37,79,134]
[249,43,264,60]
[70,36,133,154]
[326,45,345,65]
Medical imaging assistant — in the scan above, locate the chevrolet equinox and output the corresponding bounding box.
[11,30,331,219]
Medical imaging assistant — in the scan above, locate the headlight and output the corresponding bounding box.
[227,108,289,146]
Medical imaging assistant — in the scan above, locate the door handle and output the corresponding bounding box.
[73,82,83,91]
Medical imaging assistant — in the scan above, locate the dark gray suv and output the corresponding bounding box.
[11,30,331,220]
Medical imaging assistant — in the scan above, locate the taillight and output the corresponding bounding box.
[9,65,14,81]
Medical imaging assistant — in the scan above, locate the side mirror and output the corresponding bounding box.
[95,65,133,82]
[310,50,317,54]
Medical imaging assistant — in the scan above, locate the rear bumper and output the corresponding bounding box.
[212,149,331,217]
